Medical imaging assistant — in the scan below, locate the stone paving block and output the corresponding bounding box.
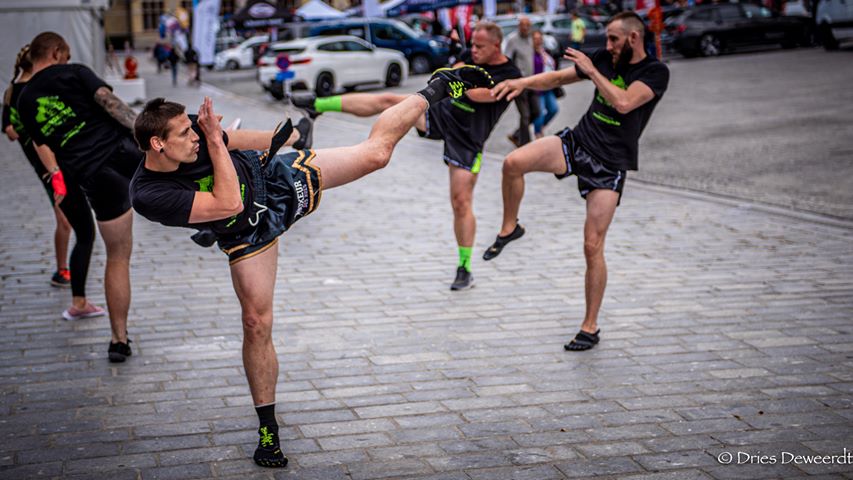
[619,470,714,480]
[317,432,394,451]
[271,465,351,479]
[139,463,213,480]
[347,459,434,480]
[662,418,752,436]
[555,456,645,478]
[293,448,370,468]
[633,449,719,470]
[465,464,566,480]
[65,452,159,474]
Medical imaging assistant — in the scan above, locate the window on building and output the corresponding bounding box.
[221,0,235,15]
[142,1,164,31]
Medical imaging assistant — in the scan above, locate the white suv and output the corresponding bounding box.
[214,35,269,70]
[816,0,853,49]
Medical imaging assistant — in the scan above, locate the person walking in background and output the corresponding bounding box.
[504,16,540,146]
[571,11,587,50]
[532,31,560,139]
[167,44,180,86]
[3,44,101,320]
[185,45,201,86]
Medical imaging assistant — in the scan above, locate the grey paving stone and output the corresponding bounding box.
[139,463,213,480]
[555,457,645,478]
[465,464,566,480]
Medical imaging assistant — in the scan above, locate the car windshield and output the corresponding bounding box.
[388,20,421,38]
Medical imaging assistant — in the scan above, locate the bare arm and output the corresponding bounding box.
[565,48,655,114]
[226,128,298,151]
[93,86,137,130]
[492,66,582,102]
[188,97,244,223]
[4,124,18,141]
[34,143,65,204]
[35,143,60,173]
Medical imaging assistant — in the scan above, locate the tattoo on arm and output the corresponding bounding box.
[93,86,137,130]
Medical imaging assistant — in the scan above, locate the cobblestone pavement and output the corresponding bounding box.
[0,60,851,479]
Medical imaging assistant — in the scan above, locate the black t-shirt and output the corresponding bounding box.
[431,51,522,149]
[130,116,256,235]
[573,49,669,171]
[2,82,44,174]
[16,64,132,180]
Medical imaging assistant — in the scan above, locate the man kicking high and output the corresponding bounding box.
[483,12,669,351]
[129,66,492,468]
[293,21,521,291]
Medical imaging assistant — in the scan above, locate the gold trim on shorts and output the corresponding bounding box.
[228,238,279,266]
[291,150,323,214]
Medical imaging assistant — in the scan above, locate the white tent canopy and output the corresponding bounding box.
[0,0,108,81]
[296,0,347,20]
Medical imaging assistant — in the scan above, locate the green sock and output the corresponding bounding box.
[458,246,472,272]
[314,95,342,113]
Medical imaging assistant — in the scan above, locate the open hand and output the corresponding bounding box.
[197,97,222,139]
[491,78,526,101]
[563,48,595,77]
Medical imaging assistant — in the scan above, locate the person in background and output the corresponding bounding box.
[504,16,540,146]
[571,11,587,50]
[532,31,560,139]
[168,44,180,87]
[3,43,101,320]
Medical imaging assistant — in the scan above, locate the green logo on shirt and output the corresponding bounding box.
[194,174,246,229]
[194,175,214,192]
[593,75,628,126]
[34,96,82,144]
[8,107,30,145]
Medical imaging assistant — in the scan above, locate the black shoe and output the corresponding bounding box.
[450,266,474,291]
[564,329,600,351]
[292,116,313,150]
[50,269,71,288]
[429,65,494,99]
[290,93,320,119]
[108,338,132,363]
[483,222,525,261]
[253,426,288,468]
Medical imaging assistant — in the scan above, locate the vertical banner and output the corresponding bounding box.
[193,0,221,66]
[483,0,497,18]
[363,0,382,17]
[547,0,560,13]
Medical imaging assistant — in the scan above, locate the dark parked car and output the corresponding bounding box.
[668,3,810,57]
[308,18,450,74]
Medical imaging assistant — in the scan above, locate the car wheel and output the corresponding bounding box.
[315,72,335,97]
[385,63,402,87]
[820,23,839,50]
[270,81,284,100]
[226,59,240,70]
[410,55,431,75]
[699,34,721,57]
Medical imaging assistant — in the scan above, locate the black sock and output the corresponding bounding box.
[417,78,448,106]
[255,403,277,430]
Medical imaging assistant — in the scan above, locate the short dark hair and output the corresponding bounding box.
[29,32,69,62]
[473,21,503,44]
[134,98,186,151]
[609,11,646,37]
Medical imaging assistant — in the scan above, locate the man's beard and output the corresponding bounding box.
[613,43,633,72]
